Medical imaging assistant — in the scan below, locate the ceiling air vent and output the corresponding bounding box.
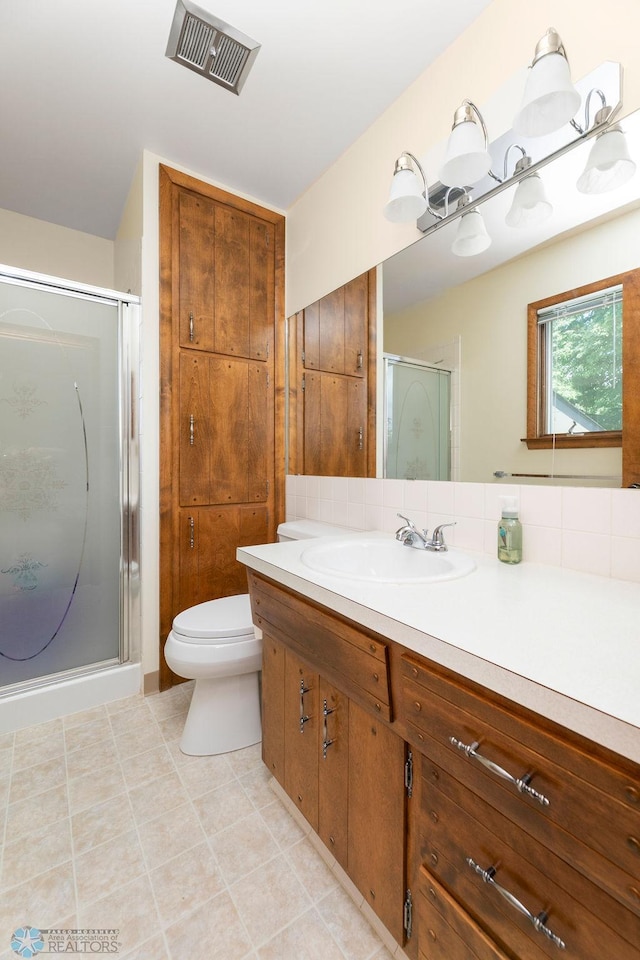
[166,0,260,95]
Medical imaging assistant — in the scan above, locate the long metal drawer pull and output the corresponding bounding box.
[188,516,194,549]
[449,736,550,806]
[322,699,336,759]
[299,679,311,733]
[189,312,194,341]
[189,414,195,445]
[466,858,566,950]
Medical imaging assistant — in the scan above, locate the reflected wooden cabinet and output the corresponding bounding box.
[289,268,376,478]
[160,164,285,689]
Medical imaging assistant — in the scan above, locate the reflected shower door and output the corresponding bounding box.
[384,355,451,481]
[0,277,126,689]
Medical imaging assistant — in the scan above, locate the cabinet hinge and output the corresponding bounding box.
[404,749,413,798]
[301,350,306,363]
[302,373,306,392]
[266,340,270,359]
[266,371,270,389]
[404,889,413,940]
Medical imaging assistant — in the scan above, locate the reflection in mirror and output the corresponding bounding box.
[382,108,640,487]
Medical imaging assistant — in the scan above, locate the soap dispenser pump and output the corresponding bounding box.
[498,496,522,564]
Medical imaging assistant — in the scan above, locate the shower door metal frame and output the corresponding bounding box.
[0,263,140,691]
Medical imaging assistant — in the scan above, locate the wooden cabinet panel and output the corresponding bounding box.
[417,869,511,960]
[261,631,285,786]
[419,759,640,960]
[344,272,368,377]
[303,372,366,477]
[284,649,319,830]
[213,208,274,361]
[399,655,640,914]
[248,573,392,720]
[179,353,211,506]
[178,505,269,613]
[209,357,270,504]
[318,677,349,869]
[303,277,367,377]
[348,699,406,943]
[178,190,215,351]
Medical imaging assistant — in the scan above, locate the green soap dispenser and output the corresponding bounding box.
[498,496,522,564]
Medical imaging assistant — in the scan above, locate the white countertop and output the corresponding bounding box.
[237,532,640,764]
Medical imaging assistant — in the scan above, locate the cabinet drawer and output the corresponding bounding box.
[417,867,511,960]
[249,574,392,719]
[400,655,640,911]
[419,757,640,960]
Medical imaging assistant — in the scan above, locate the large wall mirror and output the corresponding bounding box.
[290,108,640,488]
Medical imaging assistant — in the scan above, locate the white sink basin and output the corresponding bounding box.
[300,537,476,584]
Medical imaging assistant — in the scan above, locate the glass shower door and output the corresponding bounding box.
[0,273,135,690]
[384,355,451,481]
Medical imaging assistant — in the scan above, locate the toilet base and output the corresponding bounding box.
[179,671,262,756]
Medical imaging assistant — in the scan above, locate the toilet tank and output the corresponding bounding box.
[277,519,354,542]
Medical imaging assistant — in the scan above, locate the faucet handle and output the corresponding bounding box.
[430,522,456,550]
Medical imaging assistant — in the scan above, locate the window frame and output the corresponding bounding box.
[525,269,638,450]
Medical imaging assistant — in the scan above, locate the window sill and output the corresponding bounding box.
[523,432,622,450]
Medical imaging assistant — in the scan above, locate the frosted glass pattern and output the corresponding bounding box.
[384,357,451,481]
[0,281,121,688]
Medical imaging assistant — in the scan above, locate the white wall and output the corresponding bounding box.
[385,206,640,483]
[286,0,640,316]
[0,208,114,288]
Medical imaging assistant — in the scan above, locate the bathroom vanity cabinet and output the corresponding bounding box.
[245,568,640,960]
[249,571,407,942]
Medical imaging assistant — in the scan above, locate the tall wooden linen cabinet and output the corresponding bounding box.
[159,165,286,690]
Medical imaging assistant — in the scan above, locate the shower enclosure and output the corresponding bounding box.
[383,354,451,481]
[0,266,139,697]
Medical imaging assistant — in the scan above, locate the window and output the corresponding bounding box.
[526,271,637,449]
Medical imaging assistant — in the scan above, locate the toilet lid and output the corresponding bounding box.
[172,594,254,641]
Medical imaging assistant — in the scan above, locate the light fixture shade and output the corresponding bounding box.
[513,51,581,137]
[383,167,428,222]
[576,128,637,194]
[451,210,491,257]
[440,119,492,186]
[505,173,553,227]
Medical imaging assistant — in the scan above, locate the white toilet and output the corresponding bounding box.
[164,519,350,756]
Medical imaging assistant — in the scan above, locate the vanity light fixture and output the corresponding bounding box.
[503,147,553,227]
[450,194,491,257]
[576,124,637,194]
[440,100,493,186]
[383,152,429,222]
[513,28,581,137]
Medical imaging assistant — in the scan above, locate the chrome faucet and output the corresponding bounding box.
[395,514,456,552]
[395,513,429,549]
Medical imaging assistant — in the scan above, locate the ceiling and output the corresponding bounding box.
[0,0,493,240]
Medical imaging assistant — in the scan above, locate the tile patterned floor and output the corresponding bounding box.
[0,683,407,960]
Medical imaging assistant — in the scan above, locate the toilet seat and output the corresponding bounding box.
[171,594,254,644]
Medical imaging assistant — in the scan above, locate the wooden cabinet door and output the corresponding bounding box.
[178,190,215,352]
[318,678,349,869]
[261,632,285,786]
[214,207,274,361]
[348,699,407,943]
[177,505,269,614]
[284,650,319,831]
[179,353,211,506]
[177,190,275,361]
[209,357,271,505]
[303,372,366,477]
[303,274,368,377]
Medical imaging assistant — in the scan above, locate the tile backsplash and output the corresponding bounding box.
[286,476,640,582]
